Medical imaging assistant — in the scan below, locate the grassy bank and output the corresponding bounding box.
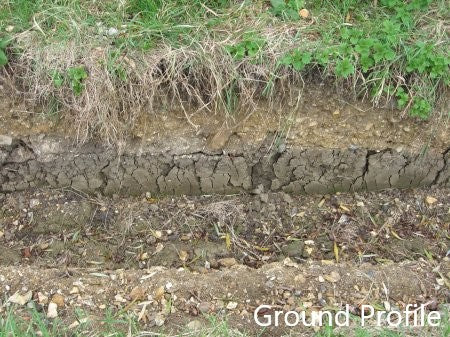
[0,0,448,144]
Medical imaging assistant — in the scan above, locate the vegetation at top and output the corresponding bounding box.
[0,0,448,141]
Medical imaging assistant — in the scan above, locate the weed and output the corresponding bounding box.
[0,37,9,67]
[270,0,305,20]
[226,33,265,61]
[67,66,88,96]
[280,49,312,71]
[335,58,355,78]
[51,70,64,88]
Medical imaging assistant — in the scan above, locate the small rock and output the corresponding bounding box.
[9,291,32,305]
[294,274,306,284]
[37,292,48,305]
[165,282,174,292]
[154,312,165,326]
[226,301,238,310]
[129,285,146,301]
[0,135,13,146]
[281,193,293,203]
[425,196,437,205]
[299,8,310,18]
[186,319,203,331]
[149,204,159,212]
[252,184,264,195]
[283,257,298,268]
[318,276,325,283]
[395,146,403,153]
[198,302,212,313]
[218,257,236,268]
[114,294,127,303]
[51,293,65,307]
[69,287,79,295]
[107,27,119,36]
[365,123,373,131]
[5,25,14,33]
[324,271,341,283]
[403,126,411,133]
[47,302,58,318]
[29,199,40,209]
[154,286,165,300]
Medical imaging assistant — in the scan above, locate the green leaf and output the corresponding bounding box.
[360,54,374,72]
[335,58,355,78]
[0,38,10,50]
[0,49,8,67]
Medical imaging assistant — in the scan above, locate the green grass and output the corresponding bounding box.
[0,0,448,143]
[1,307,449,337]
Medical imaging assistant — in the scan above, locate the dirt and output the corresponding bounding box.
[1,188,449,269]
[1,86,448,152]
[1,133,448,196]
[0,188,449,335]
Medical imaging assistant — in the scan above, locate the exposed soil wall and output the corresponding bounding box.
[1,135,448,196]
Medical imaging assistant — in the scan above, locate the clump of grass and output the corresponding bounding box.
[0,0,448,145]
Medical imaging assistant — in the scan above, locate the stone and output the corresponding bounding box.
[186,320,203,331]
[47,302,58,318]
[0,135,13,146]
[218,258,237,268]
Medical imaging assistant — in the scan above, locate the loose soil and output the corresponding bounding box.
[0,188,449,335]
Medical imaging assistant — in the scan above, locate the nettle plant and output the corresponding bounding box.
[277,0,449,119]
[51,66,89,96]
[0,37,10,67]
[226,33,265,61]
[270,0,305,20]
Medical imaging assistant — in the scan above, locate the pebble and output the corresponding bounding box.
[154,312,165,326]
[0,135,13,146]
[186,320,203,331]
[198,302,212,313]
[5,25,14,32]
[47,302,58,318]
[107,27,119,36]
[425,196,437,205]
[218,257,237,268]
[226,301,238,310]
[9,291,32,305]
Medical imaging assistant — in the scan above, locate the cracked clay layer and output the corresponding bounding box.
[1,135,448,196]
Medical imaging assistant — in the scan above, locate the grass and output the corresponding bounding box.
[0,0,448,144]
[1,307,449,337]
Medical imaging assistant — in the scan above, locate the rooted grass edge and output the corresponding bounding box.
[0,0,448,145]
